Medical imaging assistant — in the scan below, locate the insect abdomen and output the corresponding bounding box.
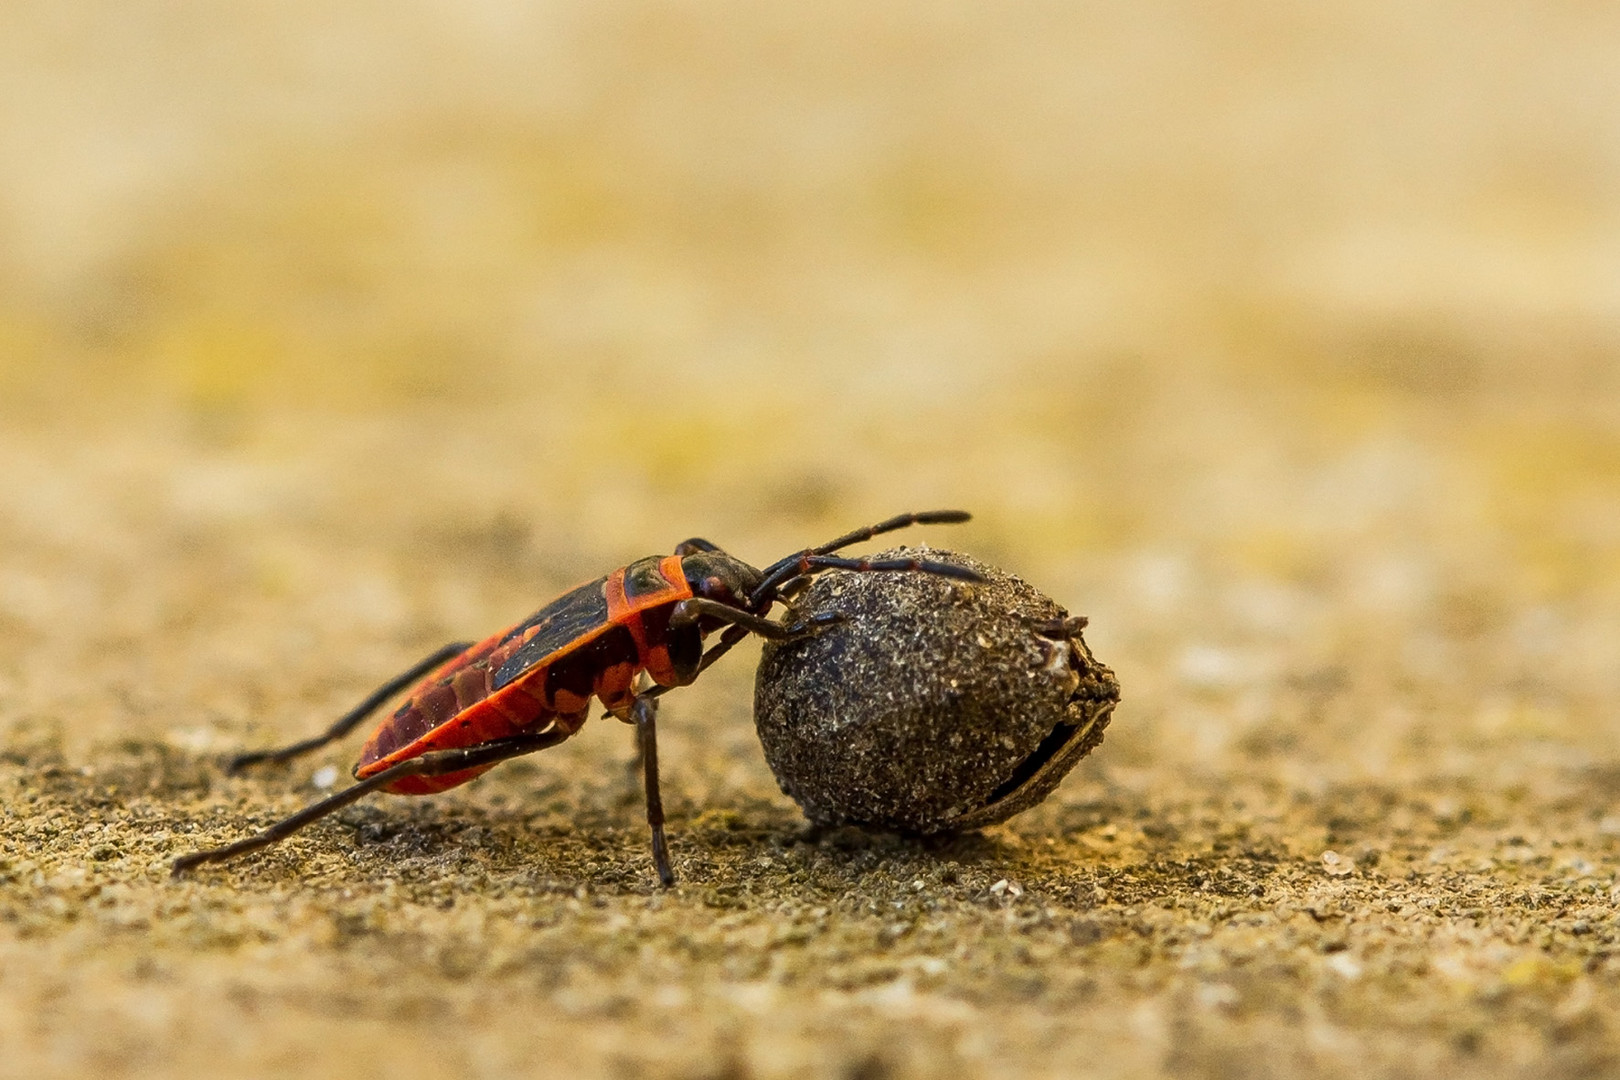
[354,624,646,794]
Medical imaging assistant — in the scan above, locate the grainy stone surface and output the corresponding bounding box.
[755,547,1118,832]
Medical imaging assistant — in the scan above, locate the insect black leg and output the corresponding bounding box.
[669,598,844,641]
[172,729,569,877]
[674,537,721,555]
[633,694,676,887]
[774,574,814,601]
[228,641,474,773]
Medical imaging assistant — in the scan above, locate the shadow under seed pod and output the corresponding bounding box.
[753,546,1119,833]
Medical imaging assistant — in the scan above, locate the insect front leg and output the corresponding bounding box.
[228,641,473,773]
[667,598,844,642]
[632,693,676,887]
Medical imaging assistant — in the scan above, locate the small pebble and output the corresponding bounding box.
[754,546,1120,833]
[1321,850,1356,876]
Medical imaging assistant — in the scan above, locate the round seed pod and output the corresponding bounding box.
[753,546,1119,833]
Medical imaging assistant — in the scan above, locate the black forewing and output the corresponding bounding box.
[491,575,611,691]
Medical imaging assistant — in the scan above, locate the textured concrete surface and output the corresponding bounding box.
[4,4,1620,1079]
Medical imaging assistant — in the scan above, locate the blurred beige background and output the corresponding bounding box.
[2,4,1620,1079]
[5,2,1616,408]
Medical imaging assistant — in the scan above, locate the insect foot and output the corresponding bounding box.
[753,545,1119,833]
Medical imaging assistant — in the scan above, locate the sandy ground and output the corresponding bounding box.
[4,4,1620,1078]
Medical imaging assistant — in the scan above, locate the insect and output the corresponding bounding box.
[171,510,979,885]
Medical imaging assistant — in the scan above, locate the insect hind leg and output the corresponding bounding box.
[227,641,472,774]
[173,728,570,877]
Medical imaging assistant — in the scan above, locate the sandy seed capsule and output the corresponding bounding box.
[753,546,1119,833]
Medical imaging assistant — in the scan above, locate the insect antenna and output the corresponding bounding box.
[807,509,969,560]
